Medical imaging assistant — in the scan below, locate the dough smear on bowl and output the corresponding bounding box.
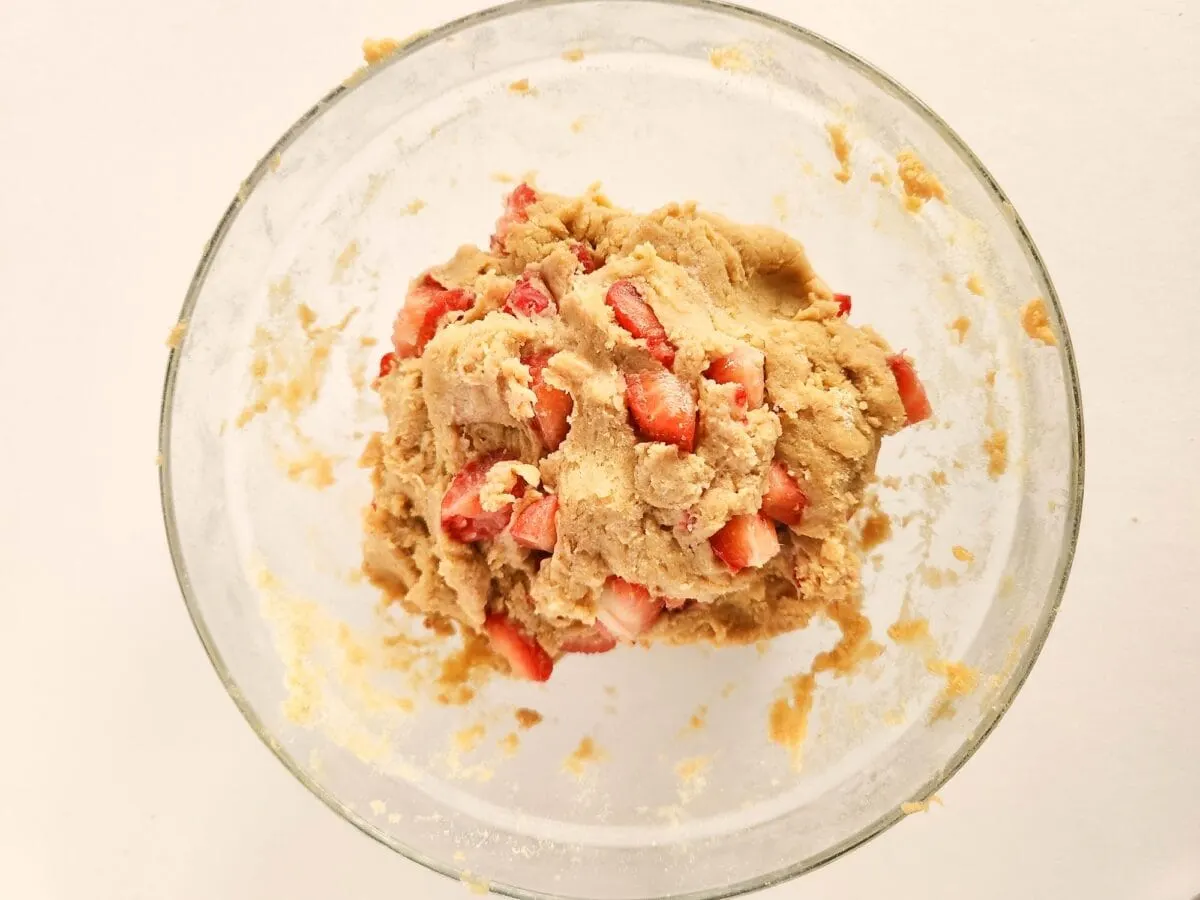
[362,184,932,681]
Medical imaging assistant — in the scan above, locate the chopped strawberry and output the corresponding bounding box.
[503,271,554,317]
[572,242,600,273]
[596,576,664,641]
[761,461,808,526]
[484,613,553,681]
[834,293,852,316]
[624,370,697,452]
[887,354,933,425]
[440,454,515,543]
[704,345,765,409]
[378,351,399,379]
[511,495,559,552]
[522,350,574,451]
[490,182,538,252]
[605,280,677,368]
[392,274,475,358]
[560,624,617,654]
[710,513,781,572]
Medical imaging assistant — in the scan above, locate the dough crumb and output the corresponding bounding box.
[515,707,543,729]
[869,166,893,187]
[369,799,387,815]
[887,617,930,645]
[896,148,947,210]
[949,316,970,343]
[768,673,815,769]
[461,871,490,895]
[931,470,948,486]
[569,116,586,134]
[454,722,486,753]
[490,171,515,183]
[499,732,520,756]
[951,545,974,564]
[165,319,189,349]
[709,45,751,71]
[508,78,536,95]
[280,445,337,489]
[966,273,986,296]
[1020,297,1057,346]
[675,755,711,802]
[687,704,708,730]
[401,198,426,216]
[901,794,943,815]
[362,37,401,65]
[826,122,852,183]
[859,510,892,551]
[564,736,606,776]
[983,430,1008,478]
[927,659,979,721]
[155,452,164,467]
[562,48,585,62]
[268,152,282,172]
[361,32,428,65]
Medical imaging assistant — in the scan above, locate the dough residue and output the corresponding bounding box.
[564,736,606,776]
[768,673,815,769]
[1020,297,1057,346]
[562,48,585,62]
[709,45,751,72]
[826,122,852,184]
[965,273,985,296]
[515,707,543,729]
[896,149,947,211]
[983,429,1008,478]
[165,319,189,349]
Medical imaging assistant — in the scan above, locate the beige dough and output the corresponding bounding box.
[362,186,913,656]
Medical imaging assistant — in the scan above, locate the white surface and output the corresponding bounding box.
[0,0,1197,898]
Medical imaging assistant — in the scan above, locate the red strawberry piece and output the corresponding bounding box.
[378,351,399,378]
[605,280,677,368]
[484,613,553,681]
[596,576,664,641]
[710,513,781,572]
[392,273,475,358]
[440,454,516,543]
[503,271,554,317]
[704,345,765,409]
[624,370,697,452]
[559,624,617,654]
[571,242,600,273]
[510,495,559,552]
[490,182,538,252]
[760,461,808,526]
[522,350,574,451]
[887,354,933,425]
[834,293,852,316]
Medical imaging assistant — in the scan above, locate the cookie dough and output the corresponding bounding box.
[362,184,931,680]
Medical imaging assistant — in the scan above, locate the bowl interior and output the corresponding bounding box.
[161,2,1081,898]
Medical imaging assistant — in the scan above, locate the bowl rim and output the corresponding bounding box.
[157,1,1085,897]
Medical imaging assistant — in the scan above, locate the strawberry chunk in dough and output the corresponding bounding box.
[440,454,516,543]
[392,274,474,359]
[624,370,697,452]
[605,280,677,368]
[484,613,553,681]
[710,514,781,572]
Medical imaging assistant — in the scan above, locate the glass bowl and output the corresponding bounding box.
[158,1,1083,898]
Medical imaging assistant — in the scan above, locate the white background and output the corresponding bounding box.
[1,0,1198,898]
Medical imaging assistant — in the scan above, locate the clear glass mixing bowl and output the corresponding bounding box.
[158,1,1083,897]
